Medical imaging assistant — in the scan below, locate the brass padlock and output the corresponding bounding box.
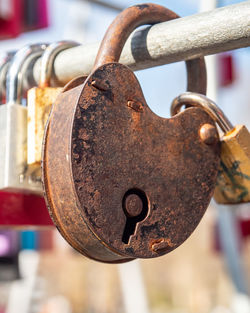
[171,92,250,204]
[27,41,79,170]
[42,4,220,263]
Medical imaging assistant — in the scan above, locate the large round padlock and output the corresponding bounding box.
[42,3,220,263]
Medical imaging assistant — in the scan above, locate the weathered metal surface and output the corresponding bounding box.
[43,64,220,262]
[27,87,62,165]
[42,4,220,263]
[43,76,131,263]
[214,125,250,204]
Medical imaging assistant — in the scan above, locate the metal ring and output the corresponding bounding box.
[39,41,80,88]
[171,92,233,133]
[0,51,16,104]
[6,43,48,105]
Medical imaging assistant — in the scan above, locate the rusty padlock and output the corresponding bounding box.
[171,92,250,204]
[42,4,220,263]
[27,41,79,170]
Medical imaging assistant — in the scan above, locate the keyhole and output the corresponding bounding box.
[122,189,149,244]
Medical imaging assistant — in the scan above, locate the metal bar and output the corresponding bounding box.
[33,1,250,86]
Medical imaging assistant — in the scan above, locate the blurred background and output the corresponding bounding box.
[0,0,250,313]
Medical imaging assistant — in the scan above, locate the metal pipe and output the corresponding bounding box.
[32,1,250,86]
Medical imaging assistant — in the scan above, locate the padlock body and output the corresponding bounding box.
[27,86,62,165]
[42,64,220,263]
[0,103,42,194]
[214,125,250,204]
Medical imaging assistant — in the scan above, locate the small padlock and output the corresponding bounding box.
[27,41,79,169]
[171,92,250,204]
[42,4,220,263]
[0,44,47,194]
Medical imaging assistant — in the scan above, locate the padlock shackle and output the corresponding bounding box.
[39,41,79,88]
[94,4,178,68]
[6,44,47,105]
[93,3,206,94]
[0,51,15,104]
[0,51,15,69]
[171,92,234,133]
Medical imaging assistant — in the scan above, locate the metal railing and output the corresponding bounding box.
[29,1,250,86]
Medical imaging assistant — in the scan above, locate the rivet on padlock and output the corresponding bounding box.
[0,44,47,193]
[171,92,250,204]
[42,4,220,263]
[27,41,79,170]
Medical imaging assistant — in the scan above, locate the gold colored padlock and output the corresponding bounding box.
[171,92,250,204]
[27,41,79,168]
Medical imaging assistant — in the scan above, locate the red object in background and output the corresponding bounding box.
[37,0,49,29]
[218,53,235,87]
[0,0,22,39]
[23,0,49,32]
[213,216,250,253]
[0,0,49,39]
[0,192,53,227]
[239,218,250,238]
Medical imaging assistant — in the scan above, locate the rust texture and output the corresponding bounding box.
[42,3,219,263]
[42,76,132,263]
[43,63,220,262]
